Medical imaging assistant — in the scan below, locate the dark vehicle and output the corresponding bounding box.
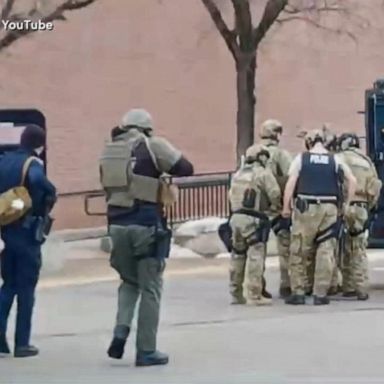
[365,80,384,247]
[0,109,46,172]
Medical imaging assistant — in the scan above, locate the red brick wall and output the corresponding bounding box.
[0,0,383,229]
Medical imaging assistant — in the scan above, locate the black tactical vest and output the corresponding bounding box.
[295,152,338,197]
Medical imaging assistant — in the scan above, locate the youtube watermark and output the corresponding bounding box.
[2,19,54,32]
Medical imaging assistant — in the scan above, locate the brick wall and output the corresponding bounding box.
[0,0,383,229]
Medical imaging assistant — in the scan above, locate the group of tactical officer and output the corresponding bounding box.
[228,120,382,306]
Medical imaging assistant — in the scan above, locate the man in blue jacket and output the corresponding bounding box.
[0,124,56,358]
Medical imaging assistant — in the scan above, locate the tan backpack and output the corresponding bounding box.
[0,157,37,226]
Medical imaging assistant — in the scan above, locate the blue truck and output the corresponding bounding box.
[365,79,384,247]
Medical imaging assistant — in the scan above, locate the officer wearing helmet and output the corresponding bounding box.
[228,144,281,306]
[246,119,293,298]
[305,125,341,296]
[337,133,382,300]
[283,128,356,305]
[100,109,193,366]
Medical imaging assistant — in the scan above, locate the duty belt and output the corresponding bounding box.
[301,198,338,205]
[350,201,368,208]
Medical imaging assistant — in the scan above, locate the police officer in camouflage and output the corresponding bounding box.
[283,129,356,305]
[101,109,193,366]
[229,144,281,305]
[247,119,293,298]
[337,133,382,300]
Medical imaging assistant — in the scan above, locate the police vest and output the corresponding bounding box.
[295,152,338,197]
[99,133,161,208]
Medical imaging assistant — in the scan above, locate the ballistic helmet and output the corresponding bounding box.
[259,119,283,140]
[121,108,153,130]
[338,133,360,151]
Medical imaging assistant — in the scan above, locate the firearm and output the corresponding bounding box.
[34,194,56,243]
[336,217,347,269]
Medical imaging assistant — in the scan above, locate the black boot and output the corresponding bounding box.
[14,345,39,358]
[285,294,306,305]
[0,333,10,355]
[262,277,272,299]
[357,292,369,301]
[279,287,292,299]
[343,291,357,298]
[313,296,330,305]
[107,325,130,359]
[136,350,169,367]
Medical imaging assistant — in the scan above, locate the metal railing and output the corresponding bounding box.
[81,172,232,227]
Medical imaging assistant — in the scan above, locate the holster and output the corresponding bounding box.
[34,215,54,243]
[152,218,172,259]
[295,197,308,214]
[218,221,232,252]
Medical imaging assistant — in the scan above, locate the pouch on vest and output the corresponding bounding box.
[99,137,160,206]
[144,138,179,207]
[0,157,37,226]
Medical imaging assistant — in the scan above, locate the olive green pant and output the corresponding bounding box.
[109,225,165,352]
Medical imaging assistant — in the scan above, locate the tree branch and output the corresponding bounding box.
[231,0,252,50]
[0,0,97,52]
[253,0,288,47]
[1,0,16,22]
[201,0,239,60]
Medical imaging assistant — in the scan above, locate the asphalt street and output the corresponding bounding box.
[2,251,384,384]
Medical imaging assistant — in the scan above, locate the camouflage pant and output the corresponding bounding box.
[277,230,290,290]
[305,246,340,292]
[342,204,369,294]
[290,203,337,297]
[229,214,266,300]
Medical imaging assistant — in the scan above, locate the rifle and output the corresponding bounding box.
[336,217,347,269]
[218,209,272,252]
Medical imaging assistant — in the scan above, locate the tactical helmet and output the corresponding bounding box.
[245,144,270,166]
[259,119,283,140]
[121,108,153,130]
[304,129,325,150]
[338,133,360,151]
[323,131,338,152]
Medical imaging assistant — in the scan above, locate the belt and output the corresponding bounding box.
[350,201,368,208]
[300,198,338,205]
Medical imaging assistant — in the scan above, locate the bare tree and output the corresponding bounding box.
[201,0,360,163]
[0,0,97,52]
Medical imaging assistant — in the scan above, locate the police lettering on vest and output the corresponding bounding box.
[296,152,338,197]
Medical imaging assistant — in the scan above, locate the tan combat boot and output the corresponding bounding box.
[247,296,272,306]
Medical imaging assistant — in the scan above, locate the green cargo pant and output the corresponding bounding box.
[109,224,166,352]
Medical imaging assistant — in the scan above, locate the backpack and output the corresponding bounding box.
[0,157,37,226]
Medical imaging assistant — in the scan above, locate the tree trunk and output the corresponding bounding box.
[235,53,256,165]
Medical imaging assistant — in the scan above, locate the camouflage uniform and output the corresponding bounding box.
[229,144,281,305]
[337,134,382,299]
[284,129,355,305]
[248,119,292,297]
[306,127,340,295]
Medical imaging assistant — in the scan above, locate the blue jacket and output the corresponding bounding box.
[0,149,56,219]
